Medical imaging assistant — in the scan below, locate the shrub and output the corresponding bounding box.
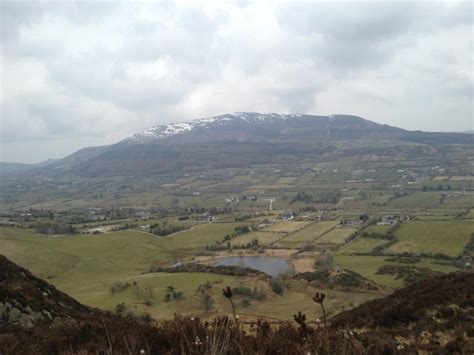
[143,298,155,306]
[242,299,251,308]
[115,303,126,314]
[232,286,266,300]
[270,279,285,295]
[111,282,131,295]
[200,292,214,313]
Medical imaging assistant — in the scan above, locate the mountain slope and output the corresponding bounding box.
[331,271,474,329]
[3,112,473,178]
[122,112,395,144]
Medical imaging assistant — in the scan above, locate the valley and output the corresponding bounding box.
[0,113,473,326]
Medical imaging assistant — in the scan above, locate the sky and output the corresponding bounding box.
[1,0,473,163]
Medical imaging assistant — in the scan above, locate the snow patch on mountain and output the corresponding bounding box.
[125,112,306,143]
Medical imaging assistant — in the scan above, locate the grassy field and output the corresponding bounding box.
[387,192,441,209]
[388,221,474,257]
[0,222,246,285]
[442,195,474,208]
[0,226,381,320]
[275,221,339,248]
[156,222,249,250]
[364,224,392,234]
[466,209,474,219]
[262,221,312,233]
[337,237,386,255]
[315,227,357,245]
[230,231,283,247]
[334,255,458,288]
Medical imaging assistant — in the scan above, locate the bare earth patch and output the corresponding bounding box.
[292,257,316,273]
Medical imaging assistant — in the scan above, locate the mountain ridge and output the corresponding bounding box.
[122,112,393,144]
[1,112,472,177]
[119,112,401,144]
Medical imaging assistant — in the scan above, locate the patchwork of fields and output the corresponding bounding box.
[1,207,472,320]
[0,224,381,320]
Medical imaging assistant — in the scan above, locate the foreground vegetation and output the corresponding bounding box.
[1,254,473,354]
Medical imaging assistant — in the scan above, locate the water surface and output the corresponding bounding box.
[214,256,292,277]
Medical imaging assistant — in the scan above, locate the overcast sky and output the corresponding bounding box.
[1,0,473,163]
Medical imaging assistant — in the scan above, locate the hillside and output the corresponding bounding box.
[2,112,472,178]
[1,254,473,353]
[332,272,474,336]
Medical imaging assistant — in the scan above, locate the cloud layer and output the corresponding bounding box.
[1,0,472,163]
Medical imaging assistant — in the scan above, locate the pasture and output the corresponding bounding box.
[387,192,441,209]
[230,231,283,247]
[262,221,312,233]
[0,226,380,321]
[314,227,357,245]
[388,221,474,257]
[337,236,386,255]
[334,255,458,288]
[274,221,339,248]
[364,224,392,234]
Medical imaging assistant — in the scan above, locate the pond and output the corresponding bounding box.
[214,256,292,277]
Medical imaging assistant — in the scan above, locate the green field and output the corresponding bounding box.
[337,236,386,255]
[364,224,392,234]
[275,221,339,247]
[0,223,245,286]
[230,231,283,247]
[387,192,441,209]
[466,209,474,219]
[315,227,357,244]
[262,221,312,233]
[334,255,458,288]
[0,226,381,320]
[388,221,474,257]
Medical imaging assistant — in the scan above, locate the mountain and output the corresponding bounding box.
[120,112,472,146]
[0,162,34,174]
[3,112,473,178]
[1,254,473,353]
[122,112,392,144]
[0,159,58,174]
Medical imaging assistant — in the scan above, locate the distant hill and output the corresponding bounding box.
[1,254,472,353]
[3,112,473,178]
[0,162,34,174]
[0,159,57,174]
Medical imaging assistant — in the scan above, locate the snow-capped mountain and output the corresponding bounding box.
[124,112,308,143]
[10,112,470,178]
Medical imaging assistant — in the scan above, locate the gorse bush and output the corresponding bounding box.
[270,279,285,295]
[32,221,76,235]
[150,223,187,236]
[232,286,266,300]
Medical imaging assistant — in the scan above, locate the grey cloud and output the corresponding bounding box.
[1,1,472,163]
[0,0,44,40]
[276,2,472,71]
[0,0,119,41]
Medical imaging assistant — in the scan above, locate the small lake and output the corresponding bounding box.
[214,256,292,277]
